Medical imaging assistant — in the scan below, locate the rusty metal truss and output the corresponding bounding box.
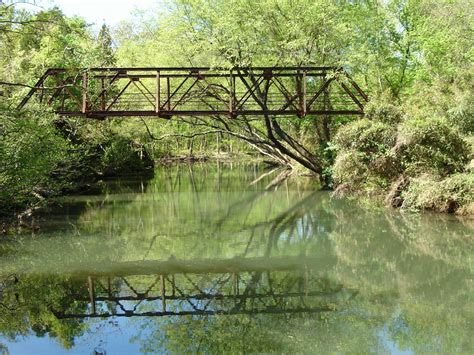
[17,67,368,119]
[50,256,355,319]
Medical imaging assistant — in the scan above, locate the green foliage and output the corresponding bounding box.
[398,117,470,176]
[0,5,118,95]
[405,74,474,134]
[97,24,116,66]
[116,0,350,67]
[335,119,396,159]
[99,135,153,177]
[0,106,71,212]
[333,118,398,191]
[0,275,88,348]
[0,104,154,215]
[402,173,474,214]
[332,151,369,187]
[364,93,404,125]
[333,108,472,212]
[0,4,157,216]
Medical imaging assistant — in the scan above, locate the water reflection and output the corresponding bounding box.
[34,258,354,319]
[0,162,472,353]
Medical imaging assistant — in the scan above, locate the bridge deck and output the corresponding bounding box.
[18,67,368,118]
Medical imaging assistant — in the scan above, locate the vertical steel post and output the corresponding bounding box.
[82,71,88,114]
[229,69,234,116]
[100,78,106,111]
[302,70,307,116]
[39,81,44,104]
[166,77,171,111]
[323,71,330,110]
[155,70,160,114]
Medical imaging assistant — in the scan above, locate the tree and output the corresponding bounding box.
[97,23,116,66]
[114,0,359,184]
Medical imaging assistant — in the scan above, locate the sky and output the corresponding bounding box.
[14,0,160,26]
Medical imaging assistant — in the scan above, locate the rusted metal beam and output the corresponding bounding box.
[17,66,368,117]
[56,110,364,118]
[48,66,342,72]
[82,72,88,113]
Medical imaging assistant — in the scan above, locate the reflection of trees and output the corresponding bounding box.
[0,163,324,273]
[321,205,473,355]
[0,163,472,353]
[119,182,471,353]
[0,274,89,349]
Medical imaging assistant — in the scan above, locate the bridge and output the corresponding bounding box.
[1,255,357,319]
[17,67,368,119]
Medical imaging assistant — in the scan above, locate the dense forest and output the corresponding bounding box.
[0,0,473,219]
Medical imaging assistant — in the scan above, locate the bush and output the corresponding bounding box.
[397,117,470,176]
[332,111,472,215]
[332,151,368,188]
[99,136,154,177]
[45,118,155,179]
[334,119,396,161]
[0,106,155,216]
[364,93,404,125]
[0,107,71,213]
[402,173,474,214]
[333,119,398,190]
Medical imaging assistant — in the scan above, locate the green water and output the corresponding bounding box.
[0,162,472,354]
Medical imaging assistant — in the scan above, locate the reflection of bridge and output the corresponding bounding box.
[18,67,368,119]
[53,255,356,319]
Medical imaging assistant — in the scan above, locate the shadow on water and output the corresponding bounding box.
[0,162,472,353]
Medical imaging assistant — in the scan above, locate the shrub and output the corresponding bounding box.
[0,107,70,213]
[333,119,398,190]
[99,136,153,177]
[364,94,404,125]
[332,151,368,188]
[334,119,396,162]
[397,117,470,176]
[402,173,474,214]
[332,112,472,215]
[0,106,154,216]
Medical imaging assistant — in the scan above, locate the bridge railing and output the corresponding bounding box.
[17,67,368,118]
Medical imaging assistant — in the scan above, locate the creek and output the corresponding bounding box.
[0,162,472,354]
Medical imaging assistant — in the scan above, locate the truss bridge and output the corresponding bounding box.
[17,67,368,119]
